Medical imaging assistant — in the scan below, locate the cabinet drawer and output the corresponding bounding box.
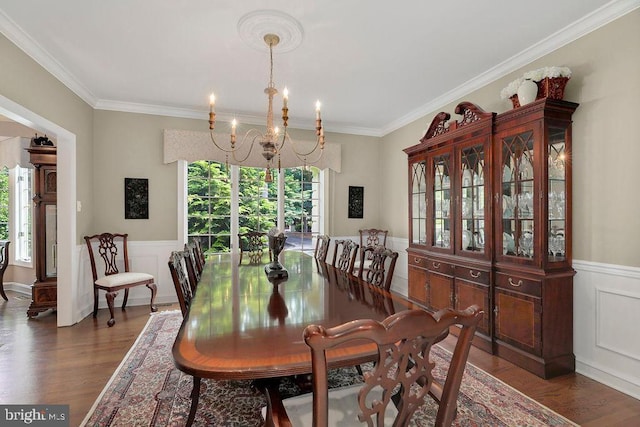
[495,272,541,297]
[408,254,428,269]
[455,266,489,285]
[427,259,454,276]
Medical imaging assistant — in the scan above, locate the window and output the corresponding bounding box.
[15,166,32,262]
[187,161,323,254]
[187,161,231,253]
[0,165,33,265]
[282,167,320,252]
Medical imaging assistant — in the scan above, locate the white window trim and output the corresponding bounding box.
[7,166,33,268]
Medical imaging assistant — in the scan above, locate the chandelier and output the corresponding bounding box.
[208,33,325,182]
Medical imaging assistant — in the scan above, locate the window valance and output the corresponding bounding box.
[163,129,341,172]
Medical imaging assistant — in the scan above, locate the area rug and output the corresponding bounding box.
[81,310,577,426]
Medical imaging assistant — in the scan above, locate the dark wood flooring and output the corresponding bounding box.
[1,290,639,426]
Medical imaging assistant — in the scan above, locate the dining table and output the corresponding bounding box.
[172,249,424,425]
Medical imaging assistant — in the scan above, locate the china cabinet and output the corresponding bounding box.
[405,102,495,352]
[27,145,57,317]
[493,98,577,378]
[404,98,578,378]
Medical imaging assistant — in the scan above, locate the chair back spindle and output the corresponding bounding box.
[331,239,359,273]
[314,235,331,262]
[358,245,398,291]
[358,229,388,259]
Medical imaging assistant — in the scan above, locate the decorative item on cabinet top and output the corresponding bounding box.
[500,66,572,109]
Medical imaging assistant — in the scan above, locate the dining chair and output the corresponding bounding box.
[84,233,157,327]
[167,249,200,426]
[331,239,359,274]
[354,228,388,274]
[238,231,269,265]
[184,243,201,292]
[0,240,10,301]
[193,239,206,273]
[168,250,194,317]
[358,245,399,291]
[314,235,331,262]
[267,305,483,427]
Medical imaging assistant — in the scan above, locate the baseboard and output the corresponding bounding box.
[4,282,31,295]
[576,360,640,400]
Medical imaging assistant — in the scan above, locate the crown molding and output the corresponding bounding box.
[95,100,382,136]
[0,9,97,107]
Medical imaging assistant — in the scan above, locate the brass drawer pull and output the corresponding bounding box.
[414,257,422,264]
[508,278,523,287]
[469,270,481,278]
[432,261,441,269]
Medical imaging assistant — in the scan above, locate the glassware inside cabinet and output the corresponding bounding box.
[501,130,535,258]
[460,144,485,252]
[433,154,451,249]
[548,127,567,260]
[411,161,427,244]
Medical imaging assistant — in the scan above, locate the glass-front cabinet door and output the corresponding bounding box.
[430,151,452,251]
[409,160,427,246]
[497,128,536,262]
[547,124,570,265]
[459,143,487,255]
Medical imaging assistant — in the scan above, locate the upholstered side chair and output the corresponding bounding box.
[84,233,157,327]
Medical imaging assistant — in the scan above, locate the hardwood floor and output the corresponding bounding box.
[1,290,639,426]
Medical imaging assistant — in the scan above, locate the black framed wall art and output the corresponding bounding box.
[348,186,364,219]
[124,178,149,219]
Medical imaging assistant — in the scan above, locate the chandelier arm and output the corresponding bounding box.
[281,132,325,165]
[294,146,325,166]
[230,130,263,164]
[209,131,248,154]
[279,129,323,158]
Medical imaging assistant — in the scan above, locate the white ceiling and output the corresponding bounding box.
[0,1,635,137]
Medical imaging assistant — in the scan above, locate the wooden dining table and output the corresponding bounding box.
[172,250,423,425]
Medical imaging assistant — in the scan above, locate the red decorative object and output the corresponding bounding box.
[536,77,570,100]
[509,95,521,109]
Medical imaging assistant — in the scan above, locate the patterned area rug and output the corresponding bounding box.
[81,311,577,426]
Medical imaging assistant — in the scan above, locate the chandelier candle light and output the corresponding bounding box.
[208,33,325,183]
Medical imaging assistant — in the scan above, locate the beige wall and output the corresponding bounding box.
[326,133,382,236]
[0,33,94,244]
[380,9,640,267]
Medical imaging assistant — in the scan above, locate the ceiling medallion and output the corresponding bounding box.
[237,10,304,53]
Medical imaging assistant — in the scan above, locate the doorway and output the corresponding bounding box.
[0,94,77,326]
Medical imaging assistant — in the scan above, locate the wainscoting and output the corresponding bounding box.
[573,260,640,400]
